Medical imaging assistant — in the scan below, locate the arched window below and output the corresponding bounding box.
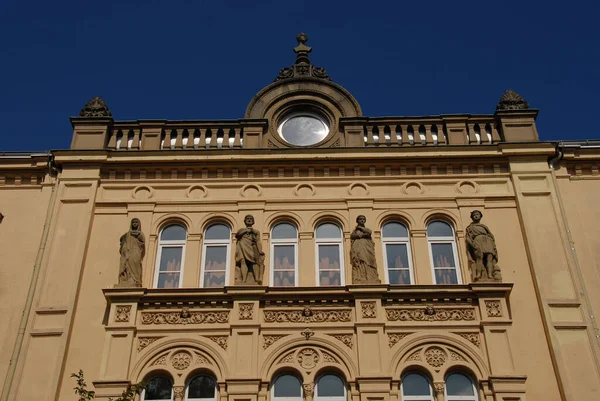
[154,224,187,288]
[186,375,217,401]
[426,221,461,284]
[142,376,173,401]
[315,223,344,286]
[316,374,346,401]
[445,373,478,401]
[201,223,232,288]
[271,374,303,401]
[271,222,299,287]
[401,373,433,401]
[381,222,414,284]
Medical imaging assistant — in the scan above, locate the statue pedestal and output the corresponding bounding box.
[354,279,381,285]
[113,283,142,289]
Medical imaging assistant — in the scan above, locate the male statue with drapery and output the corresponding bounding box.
[350,215,380,284]
[117,218,145,287]
[235,215,265,285]
[466,210,502,281]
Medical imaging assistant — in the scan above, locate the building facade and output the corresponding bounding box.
[1,34,600,401]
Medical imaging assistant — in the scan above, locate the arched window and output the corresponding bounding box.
[154,224,187,288]
[445,373,478,401]
[316,374,346,401]
[271,374,303,401]
[142,376,173,401]
[271,222,298,287]
[315,222,344,286]
[186,375,217,401]
[381,222,414,284]
[427,221,461,284]
[401,373,433,401]
[201,224,231,288]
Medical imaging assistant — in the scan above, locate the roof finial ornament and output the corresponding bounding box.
[274,33,331,82]
[496,89,530,111]
[294,32,312,65]
[78,96,112,118]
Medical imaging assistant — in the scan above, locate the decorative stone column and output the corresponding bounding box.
[302,383,315,401]
[433,382,445,401]
[173,386,185,401]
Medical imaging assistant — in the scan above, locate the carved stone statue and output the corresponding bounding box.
[235,215,265,285]
[466,210,502,282]
[117,218,145,287]
[350,215,380,284]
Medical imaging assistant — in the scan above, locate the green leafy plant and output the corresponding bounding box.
[71,370,95,401]
[72,370,145,401]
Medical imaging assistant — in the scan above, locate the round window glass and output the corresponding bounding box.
[278,112,329,146]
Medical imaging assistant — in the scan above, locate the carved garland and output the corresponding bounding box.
[387,333,411,348]
[141,310,229,325]
[264,309,351,323]
[386,308,475,322]
[263,335,289,349]
[456,333,481,347]
[137,337,162,351]
[328,334,353,349]
[205,335,228,350]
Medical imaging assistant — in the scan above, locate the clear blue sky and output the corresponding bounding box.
[1,0,598,151]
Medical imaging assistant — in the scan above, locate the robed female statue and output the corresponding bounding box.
[118,218,145,287]
[350,215,380,284]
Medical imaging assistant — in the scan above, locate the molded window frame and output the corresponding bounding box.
[200,223,232,288]
[153,224,187,289]
[426,220,462,285]
[185,374,218,401]
[381,221,415,285]
[400,372,434,401]
[270,222,299,287]
[271,373,303,401]
[315,373,347,401]
[444,372,478,401]
[141,375,174,401]
[314,222,345,287]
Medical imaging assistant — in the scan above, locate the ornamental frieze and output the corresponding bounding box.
[386,307,475,322]
[264,307,351,323]
[141,309,229,325]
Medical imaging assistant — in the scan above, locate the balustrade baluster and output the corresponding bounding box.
[366,125,376,146]
[107,128,119,149]
[174,129,184,149]
[378,125,387,146]
[425,124,434,145]
[131,129,140,149]
[233,128,242,148]
[400,124,410,145]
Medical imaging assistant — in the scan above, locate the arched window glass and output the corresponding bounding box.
[186,375,217,401]
[271,222,298,287]
[445,373,477,401]
[401,373,433,401]
[316,374,346,401]
[315,222,344,286]
[272,374,302,401]
[142,376,173,401]
[427,221,461,284]
[154,224,187,288]
[382,222,414,284]
[201,223,231,288]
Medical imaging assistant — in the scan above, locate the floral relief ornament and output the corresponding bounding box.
[485,300,503,317]
[424,347,447,368]
[115,305,131,322]
[171,352,192,370]
[361,301,377,318]
[239,303,254,320]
